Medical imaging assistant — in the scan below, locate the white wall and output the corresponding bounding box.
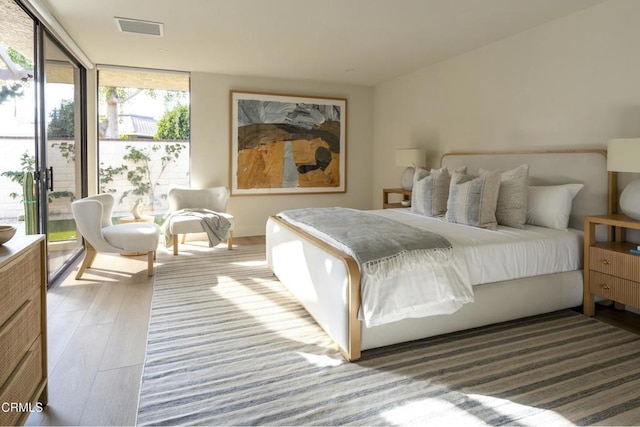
[190,73,374,236]
[373,0,640,207]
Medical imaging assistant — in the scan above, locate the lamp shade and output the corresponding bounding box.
[395,149,426,168]
[395,148,426,191]
[607,138,640,173]
[607,138,640,220]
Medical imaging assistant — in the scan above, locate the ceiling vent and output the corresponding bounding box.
[115,17,163,36]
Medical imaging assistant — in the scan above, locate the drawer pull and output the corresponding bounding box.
[601,259,610,265]
[601,284,611,290]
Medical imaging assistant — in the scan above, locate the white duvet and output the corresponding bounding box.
[282,208,582,327]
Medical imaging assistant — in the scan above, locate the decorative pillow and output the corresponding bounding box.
[446,170,501,230]
[411,167,451,217]
[526,184,584,230]
[480,164,529,229]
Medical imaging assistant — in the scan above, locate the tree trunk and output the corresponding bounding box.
[106,87,119,138]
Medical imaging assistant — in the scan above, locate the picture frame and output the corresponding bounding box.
[230,91,347,195]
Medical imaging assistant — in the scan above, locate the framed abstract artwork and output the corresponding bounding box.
[230,91,347,195]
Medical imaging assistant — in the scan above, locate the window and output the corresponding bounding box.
[97,67,190,223]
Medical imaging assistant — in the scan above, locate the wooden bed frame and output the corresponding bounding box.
[266,150,613,361]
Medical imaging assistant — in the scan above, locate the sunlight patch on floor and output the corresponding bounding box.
[296,352,344,367]
[381,394,574,426]
[231,260,267,267]
[211,274,327,347]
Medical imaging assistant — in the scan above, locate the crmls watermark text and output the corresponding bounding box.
[1,402,44,413]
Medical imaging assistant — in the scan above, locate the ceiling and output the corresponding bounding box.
[39,0,604,86]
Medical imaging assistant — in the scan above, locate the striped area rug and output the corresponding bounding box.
[137,241,640,426]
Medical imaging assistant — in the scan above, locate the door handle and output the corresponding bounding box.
[47,167,53,191]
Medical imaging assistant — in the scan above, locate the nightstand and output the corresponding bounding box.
[583,214,640,316]
[383,188,411,209]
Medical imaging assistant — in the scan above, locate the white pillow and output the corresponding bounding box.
[526,184,583,230]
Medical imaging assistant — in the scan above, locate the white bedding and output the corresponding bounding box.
[279,208,583,327]
[381,209,583,285]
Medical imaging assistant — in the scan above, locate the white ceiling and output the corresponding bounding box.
[40,0,604,86]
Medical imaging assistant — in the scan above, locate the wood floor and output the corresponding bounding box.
[25,236,640,426]
[26,248,155,426]
[585,301,640,335]
[26,236,265,426]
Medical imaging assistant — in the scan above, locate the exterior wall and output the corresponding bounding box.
[0,137,188,222]
[0,138,35,221]
[98,138,189,217]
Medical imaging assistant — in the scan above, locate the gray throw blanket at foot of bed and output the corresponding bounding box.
[279,207,453,279]
[278,207,473,327]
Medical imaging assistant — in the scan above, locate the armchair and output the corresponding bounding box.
[165,187,235,255]
[71,194,161,279]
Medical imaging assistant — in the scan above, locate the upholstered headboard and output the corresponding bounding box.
[440,150,610,231]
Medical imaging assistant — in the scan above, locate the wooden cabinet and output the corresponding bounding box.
[584,214,640,316]
[382,188,411,209]
[0,235,48,426]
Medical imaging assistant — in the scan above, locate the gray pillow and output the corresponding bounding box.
[479,164,529,229]
[446,170,501,230]
[411,167,450,217]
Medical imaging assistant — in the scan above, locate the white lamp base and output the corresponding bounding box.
[401,167,415,191]
[620,178,640,220]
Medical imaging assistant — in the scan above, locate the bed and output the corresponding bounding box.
[266,150,612,361]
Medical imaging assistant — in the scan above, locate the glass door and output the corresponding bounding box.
[42,32,84,281]
[1,1,86,284]
[0,0,36,239]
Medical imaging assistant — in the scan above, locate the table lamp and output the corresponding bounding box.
[395,148,426,191]
[607,138,640,220]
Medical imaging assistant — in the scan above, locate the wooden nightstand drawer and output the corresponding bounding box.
[584,214,640,317]
[590,271,640,308]
[589,246,640,281]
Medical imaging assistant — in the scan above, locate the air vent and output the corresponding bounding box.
[115,17,163,36]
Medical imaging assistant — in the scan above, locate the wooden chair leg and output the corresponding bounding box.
[227,231,233,250]
[173,234,179,256]
[147,251,155,276]
[87,244,98,266]
[181,234,187,244]
[75,242,97,280]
